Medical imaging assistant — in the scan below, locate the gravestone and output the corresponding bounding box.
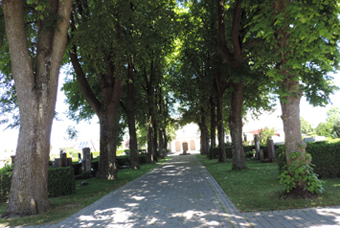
[10,155,15,165]
[82,147,91,172]
[267,139,275,161]
[54,158,60,168]
[254,135,260,160]
[259,149,264,160]
[61,152,68,167]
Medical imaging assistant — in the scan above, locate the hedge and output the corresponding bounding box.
[0,166,76,203]
[276,142,340,179]
[48,167,76,197]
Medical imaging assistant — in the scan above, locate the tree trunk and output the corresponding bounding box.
[229,81,247,170]
[97,102,121,179]
[163,129,168,156]
[3,0,72,217]
[127,63,140,169]
[158,129,164,159]
[209,96,217,159]
[153,119,158,161]
[146,115,154,163]
[216,92,227,162]
[199,114,209,155]
[280,76,306,171]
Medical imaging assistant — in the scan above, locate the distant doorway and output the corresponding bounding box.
[190,140,195,151]
[175,141,181,152]
[182,141,188,151]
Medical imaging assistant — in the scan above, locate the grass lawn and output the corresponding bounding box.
[197,154,340,212]
[0,157,172,227]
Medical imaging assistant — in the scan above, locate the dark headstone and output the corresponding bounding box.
[254,135,260,160]
[267,139,275,162]
[54,158,60,168]
[10,155,15,165]
[61,153,67,167]
[82,147,91,172]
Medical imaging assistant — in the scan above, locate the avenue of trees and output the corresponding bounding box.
[1,0,339,217]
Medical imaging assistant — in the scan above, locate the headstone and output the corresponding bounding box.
[54,158,60,168]
[259,149,264,160]
[67,158,73,167]
[10,155,15,165]
[267,139,275,161]
[254,135,260,160]
[82,147,91,172]
[61,153,67,167]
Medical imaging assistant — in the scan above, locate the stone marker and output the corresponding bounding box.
[254,135,260,159]
[10,155,15,165]
[259,149,264,160]
[267,139,275,161]
[61,153,68,167]
[54,158,60,168]
[82,147,91,172]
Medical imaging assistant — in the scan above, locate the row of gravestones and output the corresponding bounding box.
[254,135,276,161]
[11,147,93,173]
[53,147,92,172]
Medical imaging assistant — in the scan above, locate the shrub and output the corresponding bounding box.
[0,174,11,203]
[48,167,76,197]
[81,171,90,179]
[279,152,324,194]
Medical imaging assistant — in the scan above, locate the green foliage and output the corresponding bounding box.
[332,120,340,138]
[0,167,76,202]
[300,117,313,134]
[248,0,340,106]
[279,152,323,194]
[0,173,11,203]
[48,167,76,197]
[259,127,275,144]
[315,122,333,137]
[80,171,90,179]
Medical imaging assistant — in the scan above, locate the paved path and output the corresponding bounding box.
[24,154,340,227]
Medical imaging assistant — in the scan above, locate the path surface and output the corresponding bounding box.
[24,153,340,228]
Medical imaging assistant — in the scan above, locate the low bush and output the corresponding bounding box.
[48,167,76,197]
[0,166,76,202]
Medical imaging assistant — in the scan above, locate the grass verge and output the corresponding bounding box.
[0,156,172,227]
[197,154,340,212]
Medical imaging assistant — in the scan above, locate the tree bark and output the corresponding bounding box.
[209,96,217,159]
[158,129,164,159]
[199,113,209,155]
[229,81,247,170]
[216,92,227,162]
[153,119,158,161]
[280,73,306,167]
[163,129,168,156]
[146,115,154,163]
[127,62,140,169]
[3,0,72,217]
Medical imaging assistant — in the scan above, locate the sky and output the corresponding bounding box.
[0,70,339,154]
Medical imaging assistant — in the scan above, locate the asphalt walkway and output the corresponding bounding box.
[25,153,340,227]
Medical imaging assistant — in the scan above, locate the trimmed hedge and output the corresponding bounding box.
[276,142,340,179]
[0,173,11,203]
[48,167,76,197]
[0,166,76,202]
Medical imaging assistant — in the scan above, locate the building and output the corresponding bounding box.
[170,123,201,153]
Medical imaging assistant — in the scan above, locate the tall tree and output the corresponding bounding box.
[250,0,340,194]
[2,0,72,216]
[67,1,126,179]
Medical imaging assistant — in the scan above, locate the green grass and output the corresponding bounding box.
[0,156,172,227]
[197,154,340,212]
